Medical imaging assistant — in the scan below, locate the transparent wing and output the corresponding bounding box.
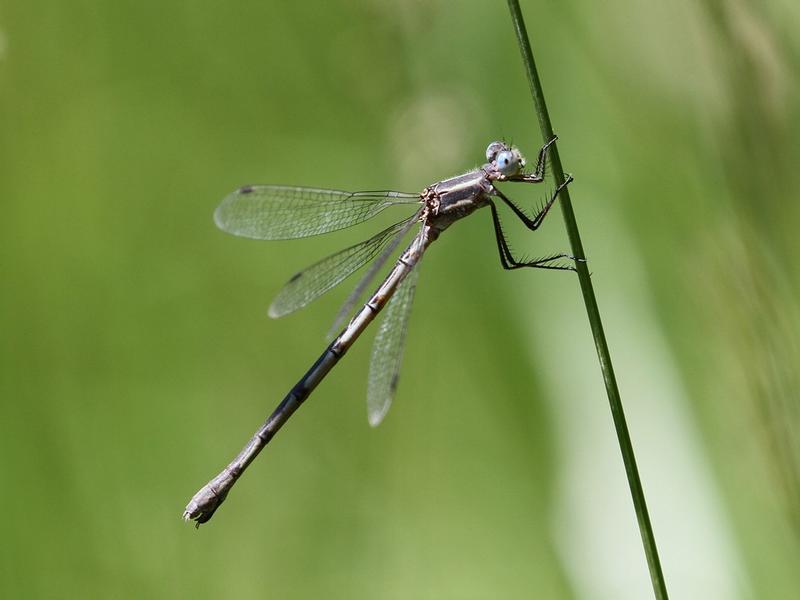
[215,186,419,240]
[326,212,421,338]
[269,214,418,319]
[367,264,420,427]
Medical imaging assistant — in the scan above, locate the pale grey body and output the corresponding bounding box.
[184,138,571,525]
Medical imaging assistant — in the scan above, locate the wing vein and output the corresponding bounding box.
[366,264,421,427]
[215,186,419,240]
[268,213,419,318]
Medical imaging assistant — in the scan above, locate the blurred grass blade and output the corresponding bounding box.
[505,1,670,598]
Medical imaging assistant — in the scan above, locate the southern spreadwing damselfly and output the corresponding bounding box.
[183,136,574,525]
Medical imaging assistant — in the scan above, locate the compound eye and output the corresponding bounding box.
[496,150,521,176]
[485,141,506,162]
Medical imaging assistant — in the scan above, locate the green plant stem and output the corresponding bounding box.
[505,1,669,598]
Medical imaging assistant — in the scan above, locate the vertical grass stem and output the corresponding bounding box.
[505,1,669,598]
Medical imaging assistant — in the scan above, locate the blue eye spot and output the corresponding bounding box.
[496,150,520,176]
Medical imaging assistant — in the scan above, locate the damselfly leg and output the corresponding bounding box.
[487,200,576,271]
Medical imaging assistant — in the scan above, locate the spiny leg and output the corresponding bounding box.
[525,134,559,183]
[488,201,577,271]
[493,174,573,232]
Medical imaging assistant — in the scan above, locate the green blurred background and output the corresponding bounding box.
[2,0,798,598]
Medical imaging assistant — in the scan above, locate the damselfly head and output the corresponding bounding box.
[486,141,526,177]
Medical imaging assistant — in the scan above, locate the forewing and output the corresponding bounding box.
[366,265,420,427]
[215,186,419,240]
[268,215,417,319]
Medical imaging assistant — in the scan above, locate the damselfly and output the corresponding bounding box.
[184,136,575,525]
